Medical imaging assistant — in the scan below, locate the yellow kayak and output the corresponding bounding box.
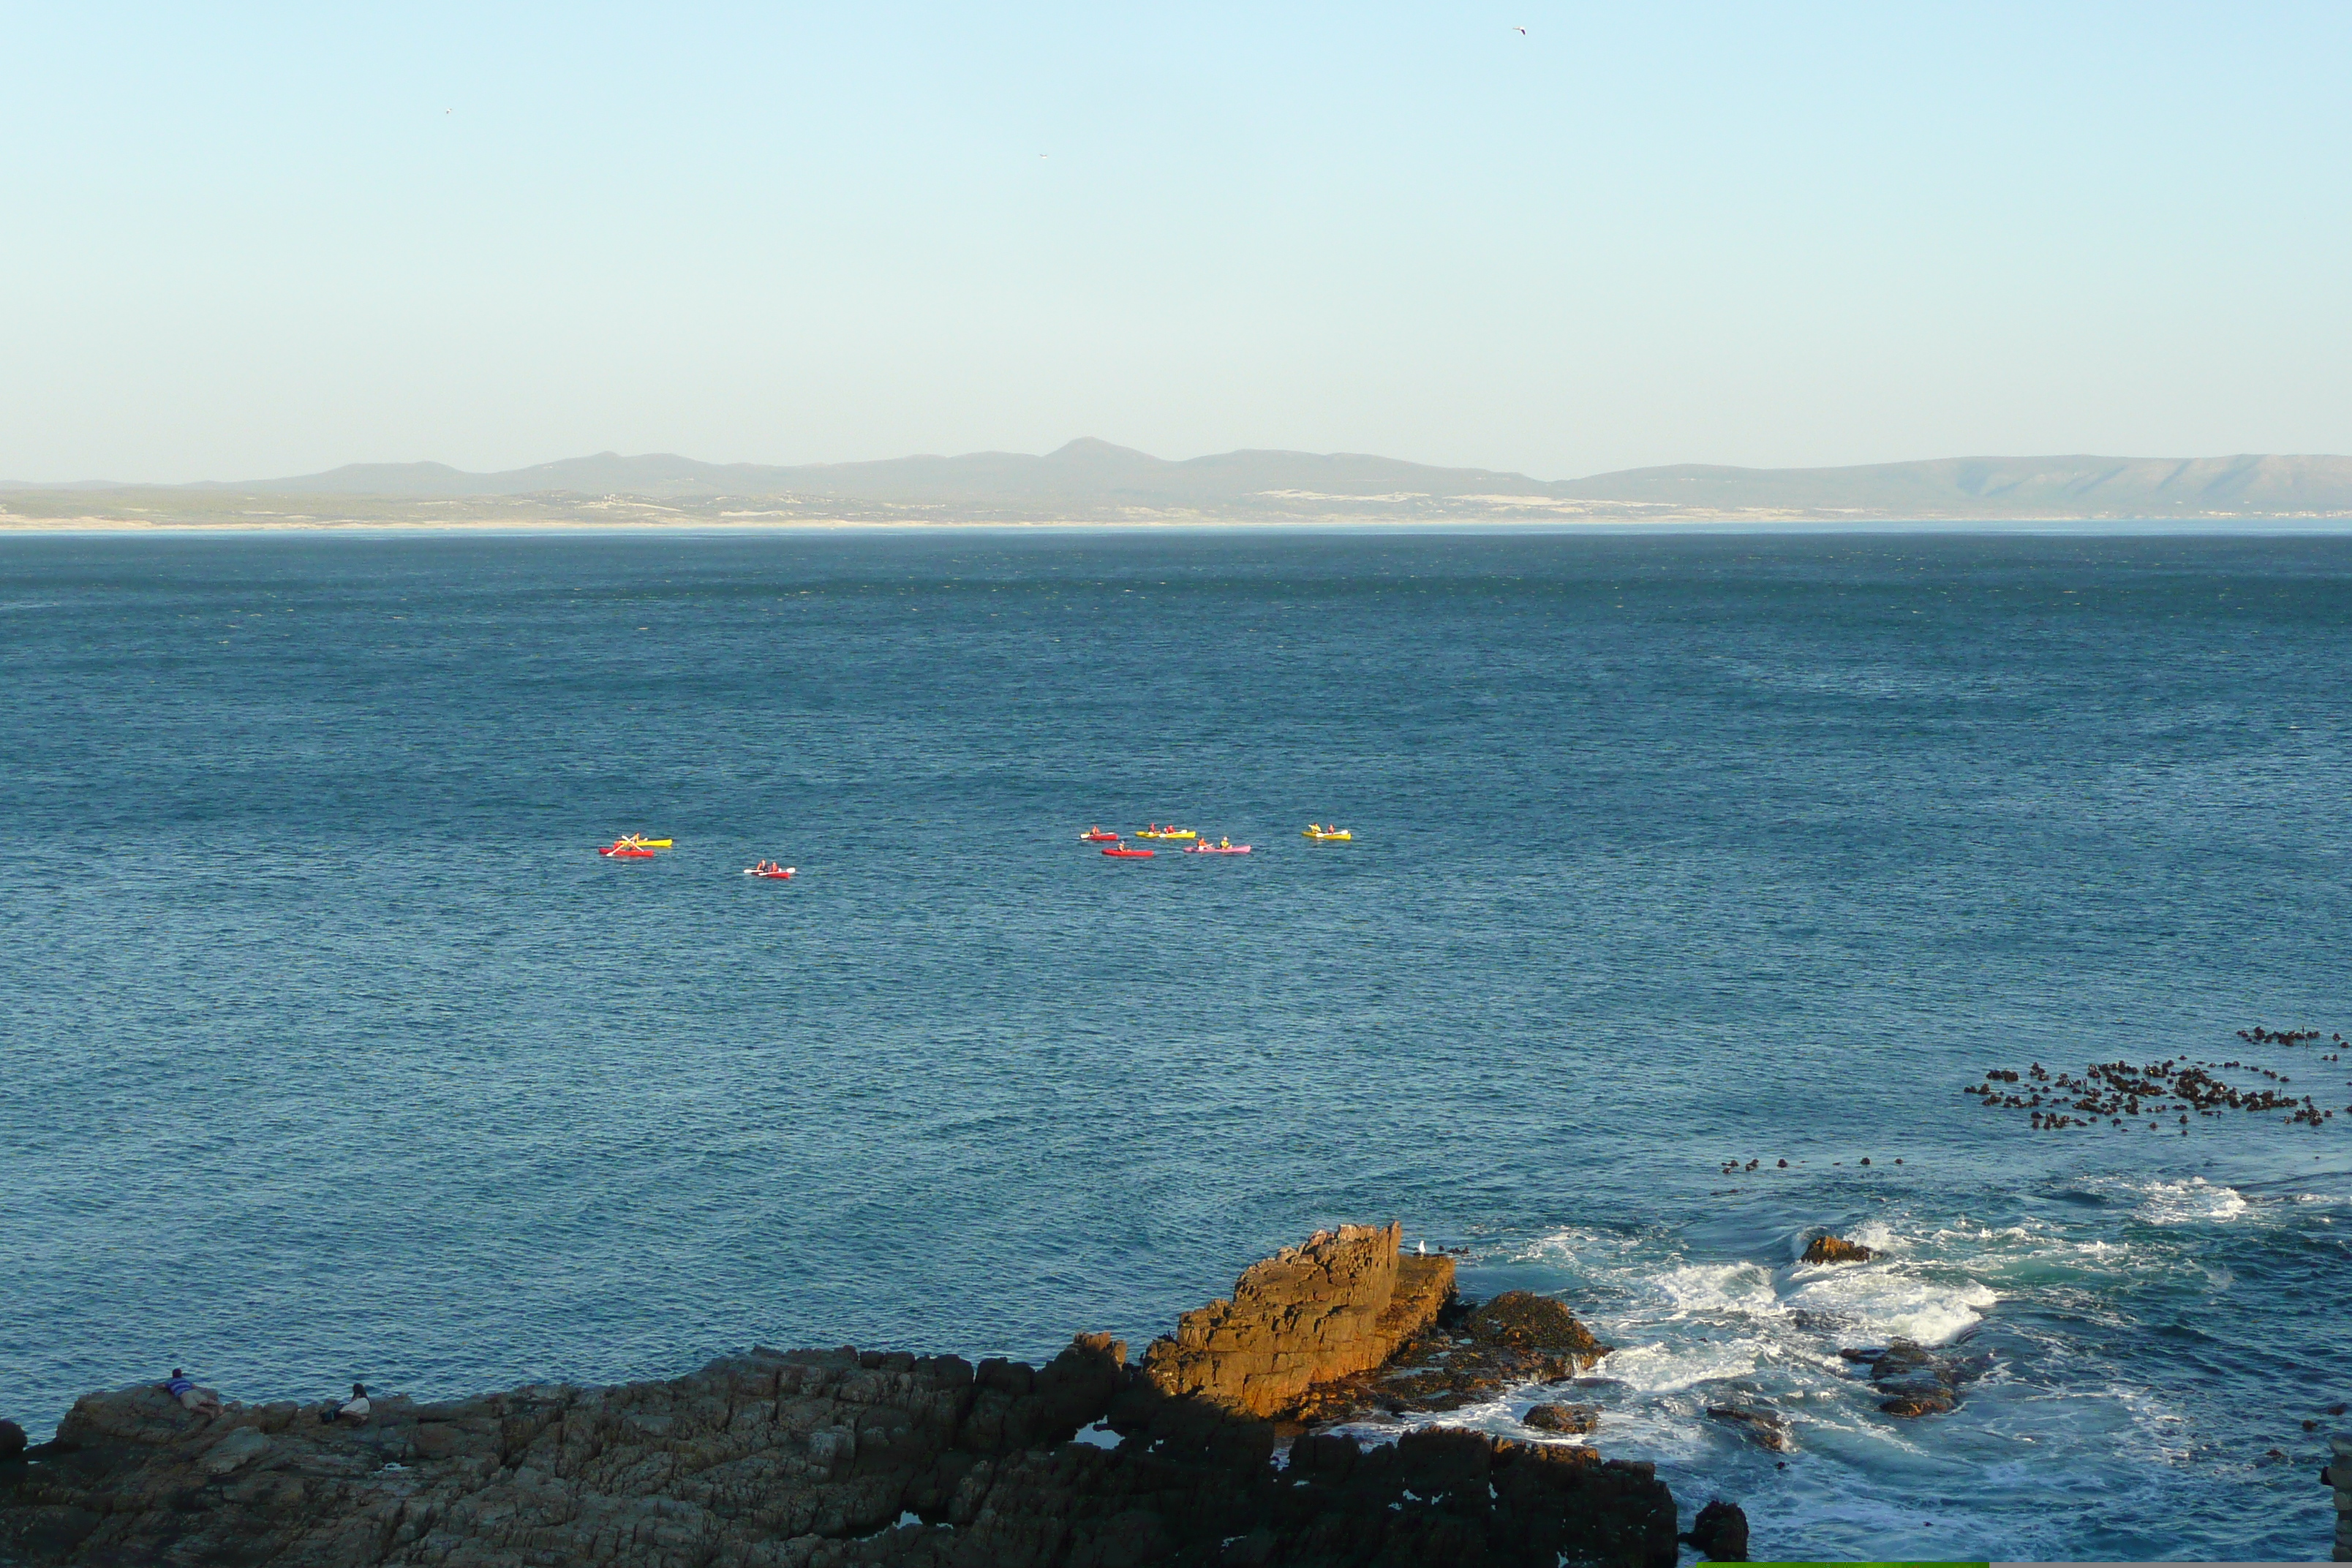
[615,837,673,848]
[1302,826,1354,842]
[1134,828,1198,840]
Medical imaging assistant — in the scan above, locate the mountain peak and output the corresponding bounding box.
[1045,437,1159,464]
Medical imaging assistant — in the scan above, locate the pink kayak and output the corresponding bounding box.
[1184,842,1251,854]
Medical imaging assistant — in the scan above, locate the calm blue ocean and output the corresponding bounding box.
[2,529,2347,1560]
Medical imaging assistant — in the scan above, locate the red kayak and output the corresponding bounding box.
[745,866,796,880]
[599,845,657,859]
[1102,845,1154,859]
[1079,829,1120,842]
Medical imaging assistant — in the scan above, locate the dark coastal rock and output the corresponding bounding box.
[1853,1338,1991,1418]
[1800,1232,1874,1265]
[1682,1497,1752,1561]
[1704,1404,1794,1452]
[1293,1290,1615,1423]
[1523,1402,1599,1436]
[0,1422,23,1461]
[1465,1292,1613,1362]
[0,1229,1685,1568]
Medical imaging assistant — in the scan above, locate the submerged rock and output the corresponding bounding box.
[1523,1402,1599,1436]
[0,1228,1684,1568]
[1854,1337,1992,1418]
[1465,1292,1613,1362]
[1705,1403,1795,1452]
[1800,1232,1874,1264]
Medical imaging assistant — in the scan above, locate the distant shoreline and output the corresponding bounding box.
[7,513,2352,536]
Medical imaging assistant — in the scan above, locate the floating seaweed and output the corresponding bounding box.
[1964,1028,2349,1134]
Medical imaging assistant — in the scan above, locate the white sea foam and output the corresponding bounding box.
[1783,1268,1996,1345]
[1480,1182,2334,1559]
[2130,1177,2247,1224]
[1597,1336,1778,1394]
[1654,1262,1782,1319]
[1504,1225,1631,1266]
[1845,1219,1901,1254]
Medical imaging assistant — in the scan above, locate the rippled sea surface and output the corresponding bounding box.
[3,529,2348,1560]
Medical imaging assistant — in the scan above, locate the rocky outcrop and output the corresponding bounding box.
[1681,1498,1750,1563]
[0,1229,1682,1568]
[1840,1338,1991,1417]
[1799,1233,1873,1265]
[1138,1223,1455,1420]
[1289,1289,1614,1425]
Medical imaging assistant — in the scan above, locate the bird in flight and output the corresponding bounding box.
[1514,26,1527,34]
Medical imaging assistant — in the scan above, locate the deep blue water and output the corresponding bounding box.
[2,529,2348,1561]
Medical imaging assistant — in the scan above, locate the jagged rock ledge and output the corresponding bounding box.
[0,1224,1688,1567]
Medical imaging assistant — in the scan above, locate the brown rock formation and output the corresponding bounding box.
[1289,1288,1612,1425]
[1800,1233,1874,1264]
[1523,1403,1599,1436]
[0,1229,1684,1568]
[1138,1222,1455,1419]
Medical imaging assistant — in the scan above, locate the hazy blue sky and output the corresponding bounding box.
[6,2,2348,482]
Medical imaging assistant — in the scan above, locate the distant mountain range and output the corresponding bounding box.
[9,440,2352,522]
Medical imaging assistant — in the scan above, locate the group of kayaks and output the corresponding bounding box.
[598,834,794,881]
[597,834,671,859]
[1082,823,1355,859]
[597,819,1354,873]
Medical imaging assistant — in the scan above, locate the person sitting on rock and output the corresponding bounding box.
[320,1383,370,1425]
[162,1369,222,1420]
